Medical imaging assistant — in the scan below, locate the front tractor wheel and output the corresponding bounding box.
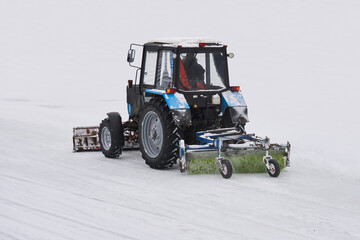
[139,98,182,169]
[99,113,124,158]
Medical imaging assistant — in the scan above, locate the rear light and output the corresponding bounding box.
[166,88,176,94]
[199,42,206,47]
[230,86,240,92]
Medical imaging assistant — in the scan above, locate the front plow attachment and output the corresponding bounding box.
[179,127,290,179]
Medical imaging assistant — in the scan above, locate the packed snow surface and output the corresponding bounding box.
[1,0,360,239]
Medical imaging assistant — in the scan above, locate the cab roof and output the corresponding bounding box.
[146,38,224,48]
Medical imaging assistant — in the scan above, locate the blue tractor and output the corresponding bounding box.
[98,39,250,170]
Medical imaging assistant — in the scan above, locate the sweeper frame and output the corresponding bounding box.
[179,125,291,178]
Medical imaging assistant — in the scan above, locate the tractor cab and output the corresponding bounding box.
[129,40,230,92]
[127,39,247,134]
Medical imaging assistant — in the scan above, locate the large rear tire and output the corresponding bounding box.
[99,113,124,158]
[139,98,182,169]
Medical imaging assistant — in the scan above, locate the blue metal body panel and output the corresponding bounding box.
[145,89,190,110]
[221,90,247,113]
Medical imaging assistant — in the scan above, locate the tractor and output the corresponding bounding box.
[73,39,290,179]
[99,39,249,169]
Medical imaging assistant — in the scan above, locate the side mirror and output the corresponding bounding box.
[127,49,136,63]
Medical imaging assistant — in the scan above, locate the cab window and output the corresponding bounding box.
[179,52,226,91]
[155,50,173,89]
[143,51,158,85]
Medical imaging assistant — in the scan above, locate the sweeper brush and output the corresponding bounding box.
[178,125,290,178]
[73,39,291,179]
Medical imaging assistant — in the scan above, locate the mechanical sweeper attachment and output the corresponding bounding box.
[73,125,139,152]
[73,126,101,152]
[179,126,291,179]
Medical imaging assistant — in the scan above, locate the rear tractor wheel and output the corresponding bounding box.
[139,98,182,169]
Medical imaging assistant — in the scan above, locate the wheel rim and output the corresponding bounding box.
[269,163,276,175]
[221,163,228,175]
[141,111,163,158]
[101,127,111,150]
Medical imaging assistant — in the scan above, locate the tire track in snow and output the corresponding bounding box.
[0,213,76,240]
[0,198,139,240]
[0,173,179,221]
[0,231,23,240]
[0,172,273,239]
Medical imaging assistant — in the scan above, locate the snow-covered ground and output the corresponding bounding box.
[1,1,359,239]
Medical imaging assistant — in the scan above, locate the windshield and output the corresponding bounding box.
[178,52,226,91]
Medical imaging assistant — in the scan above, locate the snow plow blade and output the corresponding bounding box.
[73,126,101,152]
